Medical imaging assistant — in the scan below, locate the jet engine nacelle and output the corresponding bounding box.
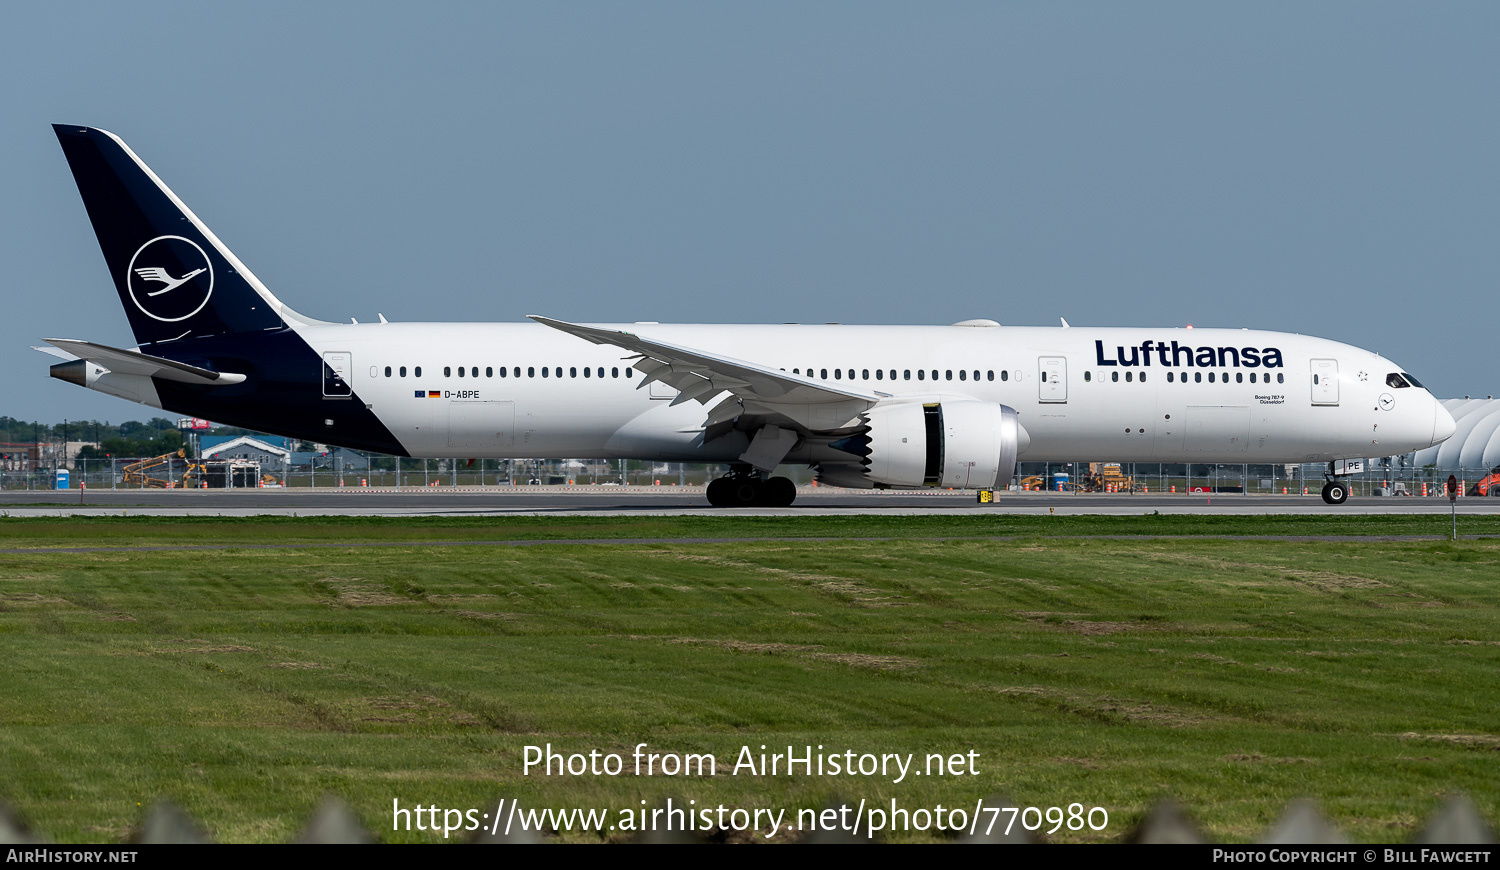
[861,399,1028,489]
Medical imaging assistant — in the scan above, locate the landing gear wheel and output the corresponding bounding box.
[731,478,762,507]
[759,476,796,507]
[706,477,734,508]
[1321,480,1349,505]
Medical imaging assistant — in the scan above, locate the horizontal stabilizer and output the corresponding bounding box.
[31,344,76,361]
[43,338,246,386]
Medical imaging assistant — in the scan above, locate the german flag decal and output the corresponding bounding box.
[428,391,441,398]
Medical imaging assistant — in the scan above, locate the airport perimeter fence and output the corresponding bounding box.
[0,794,1493,844]
[3,457,1497,496]
[1012,462,1500,498]
[0,457,718,491]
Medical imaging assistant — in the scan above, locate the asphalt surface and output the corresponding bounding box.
[1,486,1496,517]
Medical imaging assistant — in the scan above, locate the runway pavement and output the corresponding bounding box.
[1,485,1497,517]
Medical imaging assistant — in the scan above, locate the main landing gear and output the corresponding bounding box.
[1320,478,1349,505]
[706,468,797,508]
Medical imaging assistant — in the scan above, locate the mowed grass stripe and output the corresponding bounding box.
[2,512,1500,548]
[0,521,1497,841]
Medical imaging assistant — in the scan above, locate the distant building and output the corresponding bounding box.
[200,435,292,467]
[0,441,99,471]
[1410,398,1500,472]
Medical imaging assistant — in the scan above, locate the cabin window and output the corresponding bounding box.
[1126,371,1133,382]
[820,368,828,379]
[499,367,506,378]
[987,371,994,381]
[541,367,548,378]
[512,367,520,377]
[583,367,590,378]
[1001,370,1009,382]
[384,366,392,377]
[1208,372,1215,383]
[485,367,492,377]
[414,366,422,377]
[917,370,926,381]
[1085,371,1092,382]
[1194,372,1202,383]
[625,368,633,378]
[1111,371,1119,382]
[444,366,452,377]
[932,370,939,381]
[399,366,406,377]
[875,369,883,380]
[834,369,842,380]
[612,367,619,378]
[904,370,912,380]
[458,367,465,378]
[1140,372,1147,383]
[1236,372,1243,383]
[862,369,870,380]
[570,367,577,378]
[945,370,953,381]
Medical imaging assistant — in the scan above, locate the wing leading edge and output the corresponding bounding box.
[527,316,879,436]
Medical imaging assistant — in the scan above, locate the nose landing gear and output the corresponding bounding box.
[705,467,797,507]
[1320,478,1349,505]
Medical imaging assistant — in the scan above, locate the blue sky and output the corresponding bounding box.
[3,2,1496,422]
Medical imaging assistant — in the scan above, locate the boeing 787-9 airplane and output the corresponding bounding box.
[40,126,1455,506]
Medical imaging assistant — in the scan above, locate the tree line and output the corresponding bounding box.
[0,417,258,459]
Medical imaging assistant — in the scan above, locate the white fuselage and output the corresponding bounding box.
[298,321,1452,465]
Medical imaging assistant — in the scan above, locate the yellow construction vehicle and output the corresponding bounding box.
[123,449,212,489]
[1084,462,1141,493]
[122,449,182,488]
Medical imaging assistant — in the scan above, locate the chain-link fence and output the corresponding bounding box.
[0,456,728,491]
[1013,461,1500,497]
[4,453,1496,496]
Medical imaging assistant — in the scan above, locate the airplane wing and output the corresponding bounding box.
[41,338,247,386]
[527,315,880,433]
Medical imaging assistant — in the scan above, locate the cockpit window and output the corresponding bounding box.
[1404,372,1424,388]
[1386,372,1411,389]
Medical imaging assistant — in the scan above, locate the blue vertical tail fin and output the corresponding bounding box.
[53,125,308,347]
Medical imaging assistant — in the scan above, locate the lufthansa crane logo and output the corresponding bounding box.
[125,235,214,322]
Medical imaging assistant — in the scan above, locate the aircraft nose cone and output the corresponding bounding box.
[1433,401,1456,446]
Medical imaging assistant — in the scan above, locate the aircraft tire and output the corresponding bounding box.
[706,477,734,508]
[759,476,796,507]
[1321,481,1349,505]
[732,479,761,507]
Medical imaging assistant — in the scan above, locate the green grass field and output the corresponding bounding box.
[1,515,1498,842]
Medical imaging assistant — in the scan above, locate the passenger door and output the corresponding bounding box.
[322,352,352,398]
[1038,357,1067,403]
[1311,359,1339,405]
